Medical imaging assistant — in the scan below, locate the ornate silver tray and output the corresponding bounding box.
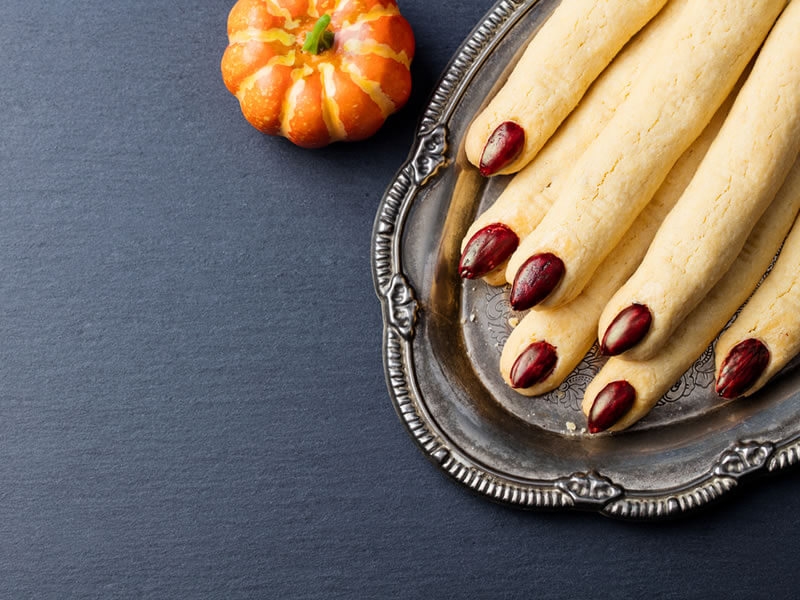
[371,0,800,518]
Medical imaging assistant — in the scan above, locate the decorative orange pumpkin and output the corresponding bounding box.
[221,0,415,148]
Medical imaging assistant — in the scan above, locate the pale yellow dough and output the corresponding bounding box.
[461,0,691,284]
[600,0,800,361]
[500,86,735,395]
[582,160,800,432]
[714,217,800,398]
[505,0,786,309]
[463,0,667,175]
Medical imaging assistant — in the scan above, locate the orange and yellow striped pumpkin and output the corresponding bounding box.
[221,0,415,148]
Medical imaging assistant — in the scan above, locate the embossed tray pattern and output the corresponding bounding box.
[371,0,800,518]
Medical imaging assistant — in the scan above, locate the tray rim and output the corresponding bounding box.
[370,0,800,519]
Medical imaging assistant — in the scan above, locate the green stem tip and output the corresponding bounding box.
[302,14,335,54]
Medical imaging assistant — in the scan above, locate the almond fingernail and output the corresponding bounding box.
[587,381,636,434]
[715,338,770,399]
[459,223,519,279]
[479,121,525,176]
[510,341,558,389]
[600,303,652,356]
[509,253,564,311]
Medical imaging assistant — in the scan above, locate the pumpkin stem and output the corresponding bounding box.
[302,14,335,55]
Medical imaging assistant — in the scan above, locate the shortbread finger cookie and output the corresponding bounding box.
[599,0,800,362]
[714,218,800,399]
[464,0,667,176]
[504,0,786,312]
[582,159,800,433]
[459,0,692,283]
[500,84,734,395]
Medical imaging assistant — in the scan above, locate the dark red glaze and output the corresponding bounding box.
[587,380,636,434]
[509,253,565,311]
[479,121,525,176]
[459,223,519,279]
[600,303,653,356]
[510,341,558,389]
[715,338,770,399]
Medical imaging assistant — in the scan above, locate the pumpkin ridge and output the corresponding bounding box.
[331,0,353,18]
[341,63,394,118]
[270,51,297,69]
[288,70,332,147]
[280,67,310,139]
[341,38,410,68]
[236,66,266,100]
[337,4,399,29]
[265,0,301,30]
[319,63,348,141]
[236,52,298,98]
[228,27,296,46]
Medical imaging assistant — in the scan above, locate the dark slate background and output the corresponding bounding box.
[2,1,800,597]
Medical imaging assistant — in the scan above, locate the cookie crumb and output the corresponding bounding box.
[469,313,477,322]
[565,421,576,432]
[508,317,520,328]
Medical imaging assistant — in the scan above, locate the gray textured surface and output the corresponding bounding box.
[2,0,800,597]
